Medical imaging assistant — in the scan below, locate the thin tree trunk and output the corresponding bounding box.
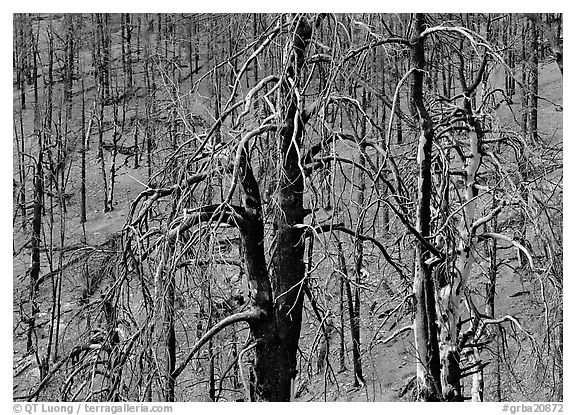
[15,112,27,230]
[80,78,89,227]
[96,95,109,212]
[52,85,73,363]
[106,101,120,212]
[163,254,176,401]
[17,14,27,109]
[350,89,367,387]
[379,61,390,234]
[528,18,539,143]
[46,18,54,136]
[124,14,133,88]
[143,45,155,181]
[30,18,38,105]
[339,260,346,373]
[64,14,74,113]
[337,241,363,385]
[97,14,111,100]
[27,130,43,355]
[133,103,140,169]
[487,195,501,401]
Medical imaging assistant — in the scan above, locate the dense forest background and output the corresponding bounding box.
[12,13,562,402]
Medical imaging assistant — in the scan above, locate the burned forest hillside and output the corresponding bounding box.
[12,13,563,402]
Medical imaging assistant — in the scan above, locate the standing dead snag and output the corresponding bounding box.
[435,50,488,401]
[250,15,313,401]
[28,134,43,356]
[168,15,314,401]
[410,13,441,401]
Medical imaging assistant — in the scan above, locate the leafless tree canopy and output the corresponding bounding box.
[13,13,562,402]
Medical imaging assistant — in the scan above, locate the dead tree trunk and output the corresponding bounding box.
[163,249,176,402]
[437,47,488,402]
[242,16,313,401]
[63,14,74,112]
[410,13,442,401]
[96,93,109,212]
[525,13,562,76]
[105,100,120,212]
[527,18,539,144]
[80,79,87,226]
[338,272,346,373]
[123,13,133,88]
[337,241,363,384]
[166,15,314,402]
[15,112,27,230]
[350,90,368,387]
[258,17,312,401]
[27,130,43,354]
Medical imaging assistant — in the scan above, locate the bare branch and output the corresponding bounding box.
[171,308,261,380]
[478,232,534,270]
[299,223,407,282]
[386,68,417,155]
[224,123,277,208]
[382,199,444,260]
[167,204,244,243]
[376,325,413,346]
[129,171,214,227]
[471,205,503,234]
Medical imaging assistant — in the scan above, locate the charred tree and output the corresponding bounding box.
[252,16,313,401]
[410,13,441,401]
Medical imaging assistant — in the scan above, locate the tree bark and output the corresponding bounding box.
[264,16,312,401]
[527,18,539,144]
[410,13,441,401]
[437,48,487,402]
[80,78,87,226]
[238,16,313,401]
[63,14,74,113]
[27,129,43,354]
[337,241,364,385]
[15,112,27,230]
